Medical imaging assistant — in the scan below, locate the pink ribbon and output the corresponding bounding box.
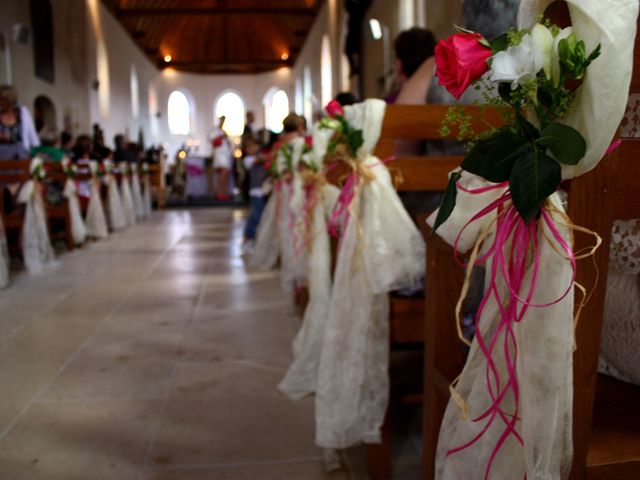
[446,183,576,480]
[327,156,395,238]
[186,164,205,176]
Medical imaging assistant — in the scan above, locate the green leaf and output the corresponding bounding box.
[348,129,364,156]
[509,148,561,223]
[490,33,510,54]
[498,83,512,103]
[431,170,461,237]
[461,128,528,182]
[536,122,586,165]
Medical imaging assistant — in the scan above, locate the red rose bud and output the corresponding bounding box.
[325,99,344,117]
[304,135,313,147]
[435,32,492,100]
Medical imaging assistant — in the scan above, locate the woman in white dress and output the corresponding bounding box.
[211,116,232,200]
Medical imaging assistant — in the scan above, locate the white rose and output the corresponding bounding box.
[489,34,538,88]
[531,24,554,79]
[551,27,574,86]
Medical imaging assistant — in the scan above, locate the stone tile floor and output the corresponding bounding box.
[0,208,421,479]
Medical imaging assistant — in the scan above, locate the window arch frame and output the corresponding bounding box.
[262,87,290,134]
[167,89,193,136]
[321,34,333,108]
[213,89,246,137]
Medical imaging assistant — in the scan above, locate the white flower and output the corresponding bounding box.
[531,24,554,79]
[551,27,574,86]
[490,34,538,88]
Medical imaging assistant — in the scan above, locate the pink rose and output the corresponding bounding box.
[304,135,313,148]
[325,99,344,118]
[435,33,492,100]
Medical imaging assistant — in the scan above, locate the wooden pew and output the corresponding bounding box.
[147,162,165,209]
[0,160,33,256]
[44,162,76,251]
[325,104,502,479]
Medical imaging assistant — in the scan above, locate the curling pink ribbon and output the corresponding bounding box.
[446,181,577,480]
[294,182,320,257]
[327,156,396,238]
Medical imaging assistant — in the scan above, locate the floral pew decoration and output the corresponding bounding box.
[314,99,425,449]
[119,163,136,227]
[130,163,146,220]
[85,160,109,240]
[141,162,153,218]
[279,120,340,400]
[103,160,126,231]
[61,157,87,246]
[428,1,638,478]
[278,137,309,292]
[16,156,56,274]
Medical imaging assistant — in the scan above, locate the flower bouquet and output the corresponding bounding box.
[433,21,600,232]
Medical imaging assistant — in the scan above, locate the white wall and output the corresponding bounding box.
[0,0,91,135]
[0,0,295,159]
[291,0,347,122]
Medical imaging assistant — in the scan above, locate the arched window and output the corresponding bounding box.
[321,35,333,108]
[148,84,159,139]
[399,0,416,30]
[303,65,312,126]
[214,91,245,137]
[96,40,111,118]
[295,77,303,115]
[263,88,289,133]
[168,90,191,135]
[130,65,139,118]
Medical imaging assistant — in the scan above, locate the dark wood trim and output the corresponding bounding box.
[116,7,316,17]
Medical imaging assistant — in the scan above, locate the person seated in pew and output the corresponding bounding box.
[113,134,137,165]
[0,85,39,160]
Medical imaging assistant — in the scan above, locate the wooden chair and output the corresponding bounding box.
[325,104,502,480]
[422,4,640,479]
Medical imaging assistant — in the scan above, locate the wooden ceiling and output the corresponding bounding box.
[102,0,321,74]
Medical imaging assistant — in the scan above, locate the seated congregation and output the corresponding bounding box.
[245,1,640,479]
[0,84,163,287]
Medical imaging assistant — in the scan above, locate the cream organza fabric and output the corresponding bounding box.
[0,215,9,288]
[61,158,86,245]
[17,157,56,274]
[104,161,126,231]
[518,0,638,180]
[429,2,638,478]
[599,219,640,384]
[131,164,146,220]
[279,126,339,400]
[250,193,279,270]
[142,165,153,218]
[315,99,425,449]
[288,137,309,286]
[276,138,308,292]
[119,166,136,227]
[86,160,109,239]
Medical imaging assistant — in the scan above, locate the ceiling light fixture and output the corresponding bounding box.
[164,54,172,63]
[369,18,383,40]
[281,52,289,61]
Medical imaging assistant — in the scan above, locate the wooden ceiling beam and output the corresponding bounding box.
[162,60,292,69]
[117,7,315,17]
